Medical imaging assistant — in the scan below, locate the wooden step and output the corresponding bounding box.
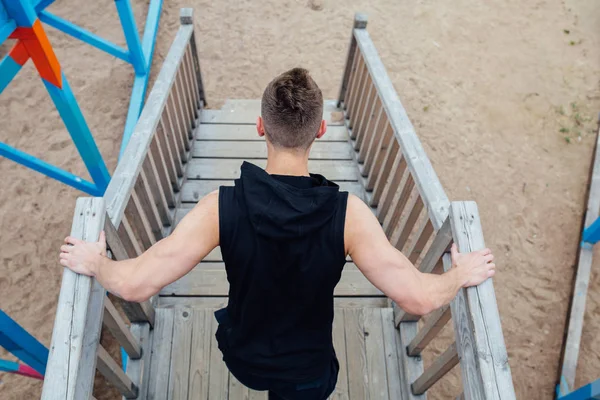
[160,263,383,297]
[196,124,349,142]
[206,99,344,126]
[193,141,353,160]
[179,180,366,204]
[186,159,360,181]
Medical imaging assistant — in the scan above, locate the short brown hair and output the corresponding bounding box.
[261,68,323,149]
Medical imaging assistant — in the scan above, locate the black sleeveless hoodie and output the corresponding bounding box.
[216,161,348,383]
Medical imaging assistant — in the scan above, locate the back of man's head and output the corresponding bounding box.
[261,68,324,150]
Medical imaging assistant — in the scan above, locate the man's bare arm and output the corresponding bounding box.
[345,195,495,316]
[59,190,220,302]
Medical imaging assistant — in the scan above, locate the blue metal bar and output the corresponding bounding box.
[34,0,57,13]
[559,378,600,400]
[0,311,48,375]
[38,11,130,64]
[583,217,600,245]
[114,0,147,75]
[141,0,163,68]
[42,73,111,194]
[0,358,20,373]
[118,0,162,155]
[0,53,24,94]
[0,142,101,195]
[119,74,146,156]
[0,18,16,45]
[2,0,37,27]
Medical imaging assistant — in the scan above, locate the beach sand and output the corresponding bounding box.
[1,0,599,398]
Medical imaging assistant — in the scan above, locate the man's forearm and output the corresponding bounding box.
[90,256,145,301]
[419,268,464,313]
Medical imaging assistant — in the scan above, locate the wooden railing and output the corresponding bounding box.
[338,13,516,400]
[41,8,204,399]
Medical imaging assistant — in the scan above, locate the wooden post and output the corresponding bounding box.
[447,201,516,400]
[181,8,207,107]
[337,13,367,108]
[41,198,107,400]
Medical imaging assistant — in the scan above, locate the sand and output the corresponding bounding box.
[1,0,599,399]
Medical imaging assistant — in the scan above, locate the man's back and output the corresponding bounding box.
[217,162,348,383]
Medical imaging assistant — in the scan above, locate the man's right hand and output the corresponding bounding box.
[450,244,496,288]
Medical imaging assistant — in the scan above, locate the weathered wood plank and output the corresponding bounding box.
[377,153,407,224]
[345,308,369,399]
[348,58,368,125]
[364,308,390,399]
[381,308,403,400]
[104,24,193,227]
[398,322,427,400]
[188,308,212,400]
[103,297,141,359]
[122,322,152,400]
[368,138,399,207]
[142,151,173,226]
[411,342,459,395]
[350,80,375,141]
[150,131,177,205]
[344,53,363,116]
[229,373,249,400]
[97,345,138,398]
[354,29,450,229]
[180,180,366,204]
[187,159,360,181]
[196,124,349,142]
[147,308,175,400]
[358,99,383,163]
[168,308,193,399]
[393,194,425,247]
[160,264,383,297]
[331,309,349,400]
[448,202,515,400]
[208,309,229,399]
[404,218,434,263]
[41,197,107,400]
[337,13,367,107]
[407,305,452,357]
[192,141,353,160]
[560,128,600,391]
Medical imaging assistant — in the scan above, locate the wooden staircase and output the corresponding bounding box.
[41,9,516,400]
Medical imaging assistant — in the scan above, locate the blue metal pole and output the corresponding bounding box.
[0,142,101,195]
[0,52,24,94]
[42,73,111,194]
[583,217,600,245]
[33,0,56,13]
[559,378,600,400]
[114,0,147,75]
[118,0,163,155]
[0,311,48,375]
[0,19,16,46]
[141,0,163,68]
[38,11,130,63]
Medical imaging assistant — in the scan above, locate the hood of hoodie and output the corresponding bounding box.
[235,161,340,239]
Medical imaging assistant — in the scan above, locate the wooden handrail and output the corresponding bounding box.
[41,198,107,400]
[352,27,450,230]
[104,21,194,228]
[340,14,516,399]
[42,8,203,398]
[447,202,516,399]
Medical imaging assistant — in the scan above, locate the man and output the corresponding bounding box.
[60,68,495,400]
